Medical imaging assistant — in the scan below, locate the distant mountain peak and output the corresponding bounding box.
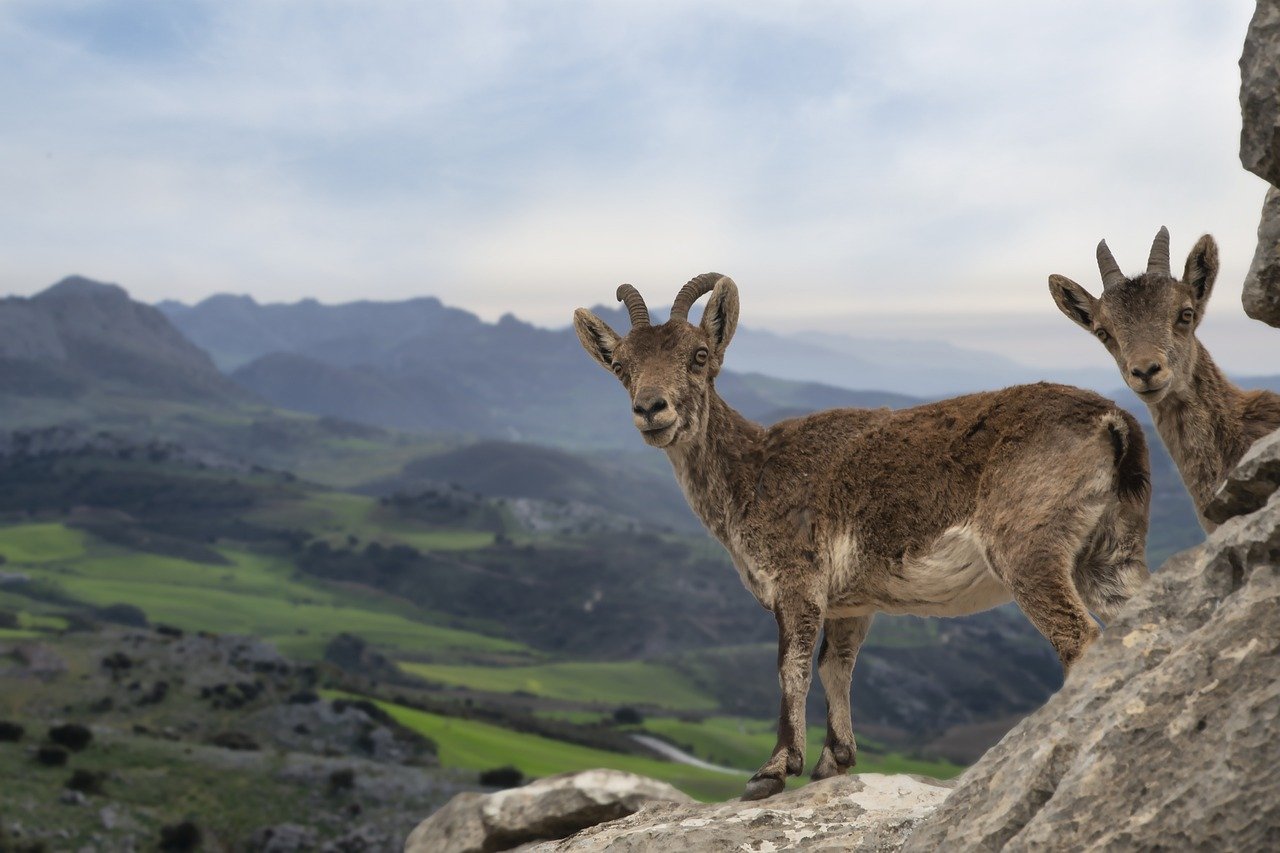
[194,293,260,310]
[35,275,130,302]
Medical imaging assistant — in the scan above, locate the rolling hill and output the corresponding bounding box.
[0,277,243,406]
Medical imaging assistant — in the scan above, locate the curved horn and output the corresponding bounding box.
[1096,240,1127,291]
[1146,226,1171,275]
[615,284,650,328]
[670,272,727,322]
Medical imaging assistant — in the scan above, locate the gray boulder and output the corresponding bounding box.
[1241,1,1280,326]
[903,466,1280,851]
[528,774,953,852]
[404,769,693,853]
[1241,0,1280,186]
[1243,187,1280,327]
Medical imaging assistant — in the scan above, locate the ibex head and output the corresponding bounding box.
[573,273,739,448]
[1049,227,1219,404]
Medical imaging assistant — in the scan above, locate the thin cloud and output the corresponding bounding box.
[0,0,1273,373]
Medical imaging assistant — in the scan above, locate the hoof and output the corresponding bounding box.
[810,750,849,781]
[742,775,785,801]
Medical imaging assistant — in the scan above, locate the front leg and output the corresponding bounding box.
[743,591,824,801]
[811,614,873,781]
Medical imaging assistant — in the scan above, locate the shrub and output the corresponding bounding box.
[479,766,524,789]
[35,745,68,766]
[328,768,356,793]
[158,821,201,852]
[613,706,644,725]
[65,769,105,795]
[207,731,259,751]
[48,723,92,751]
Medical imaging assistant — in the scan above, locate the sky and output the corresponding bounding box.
[3,0,1278,373]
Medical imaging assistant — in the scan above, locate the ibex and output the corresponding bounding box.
[573,274,1150,800]
[1049,228,1280,530]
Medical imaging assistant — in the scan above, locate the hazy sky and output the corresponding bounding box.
[4,0,1278,373]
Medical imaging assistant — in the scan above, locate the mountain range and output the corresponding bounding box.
[0,275,1243,561]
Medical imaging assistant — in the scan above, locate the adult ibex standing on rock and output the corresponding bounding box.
[573,274,1151,800]
[1049,228,1280,530]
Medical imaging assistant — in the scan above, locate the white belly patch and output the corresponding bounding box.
[830,523,1012,618]
[888,523,1011,616]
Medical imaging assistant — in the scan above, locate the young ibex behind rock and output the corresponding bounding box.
[574,275,1151,800]
[1049,228,1280,530]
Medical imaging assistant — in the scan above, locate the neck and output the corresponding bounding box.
[1147,339,1248,520]
[664,385,765,544]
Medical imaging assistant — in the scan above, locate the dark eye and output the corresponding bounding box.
[692,348,709,366]
[1178,308,1194,325]
[1095,328,1110,342]
[611,361,624,377]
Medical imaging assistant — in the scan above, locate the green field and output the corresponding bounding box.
[0,522,526,659]
[400,661,718,711]
[359,696,747,801]
[0,523,88,563]
[247,493,497,552]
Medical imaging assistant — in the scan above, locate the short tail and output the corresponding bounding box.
[1102,409,1150,506]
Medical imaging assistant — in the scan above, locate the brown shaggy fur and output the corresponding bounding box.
[1050,229,1280,529]
[575,274,1151,800]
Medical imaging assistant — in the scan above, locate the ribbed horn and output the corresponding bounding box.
[1146,226,1171,275]
[1096,240,1127,291]
[615,284,650,328]
[670,272,727,322]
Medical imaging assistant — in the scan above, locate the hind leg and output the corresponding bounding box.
[988,531,1099,672]
[1074,495,1150,623]
[980,491,1108,672]
[811,614,873,781]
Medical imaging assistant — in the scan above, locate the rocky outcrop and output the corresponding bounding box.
[1241,0,1280,186]
[527,774,952,853]
[1244,186,1280,328]
[1241,1,1280,326]
[1205,428,1280,523]
[903,431,1280,852]
[404,770,692,853]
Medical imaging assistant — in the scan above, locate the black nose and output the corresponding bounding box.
[633,392,669,418]
[1131,362,1163,381]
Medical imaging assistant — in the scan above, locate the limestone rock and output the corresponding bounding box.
[1241,0,1280,185]
[1243,187,1280,327]
[1205,427,1280,523]
[404,769,693,853]
[528,775,953,853]
[904,487,1280,851]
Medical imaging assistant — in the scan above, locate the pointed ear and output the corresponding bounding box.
[1049,274,1099,332]
[700,279,739,355]
[1183,234,1218,308]
[573,308,622,373]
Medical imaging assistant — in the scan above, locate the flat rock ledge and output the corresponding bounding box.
[527,774,954,853]
[404,769,692,853]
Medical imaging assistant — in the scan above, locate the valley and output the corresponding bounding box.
[0,274,1218,849]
